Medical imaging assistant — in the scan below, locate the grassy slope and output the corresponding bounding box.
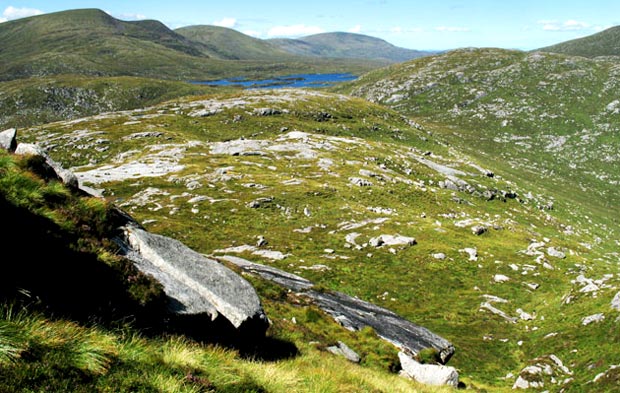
[335,48,620,243]
[16,88,620,391]
[269,32,432,63]
[175,25,297,61]
[538,25,620,58]
[0,75,235,129]
[0,150,448,393]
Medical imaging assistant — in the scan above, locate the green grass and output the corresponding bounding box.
[14,86,620,391]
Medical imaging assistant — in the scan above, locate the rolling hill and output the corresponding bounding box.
[270,32,434,63]
[175,25,296,61]
[538,25,620,58]
[335,48,620,239]
[0,9,386,82]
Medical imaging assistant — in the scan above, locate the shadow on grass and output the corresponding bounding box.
[1,195,299,362]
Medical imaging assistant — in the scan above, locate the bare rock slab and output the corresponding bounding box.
[398,352,459,387]
[221,256,455,364]
[120,225,268,334]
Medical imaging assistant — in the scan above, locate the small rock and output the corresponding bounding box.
[612,292,620,311]
[349,177,373,187]
[493,274,510,283]
[327,341,361,363]
[459,247,478,261]
[516,308,534,321]
[432,253,446,260]
[256,236,268,247]
[471,225,487,235]
[582,313,605,326]
[547,247,566,259]
[247,197,273,208]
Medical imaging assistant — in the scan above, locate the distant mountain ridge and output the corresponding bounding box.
[174,25,296,61]
[0,8,431,82]
[269,32,434,62]
[538,25,620,58]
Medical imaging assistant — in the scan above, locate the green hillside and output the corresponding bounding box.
[0,9,382,82]
[335,48,620,240]
[270,32,433,63]
[0,75,230,129]
[538,25,620,58]
[175,25,296,61]
[12,86,620,391]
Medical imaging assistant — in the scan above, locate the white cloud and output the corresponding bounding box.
[389,26,423,34]
[435,26,470,32]
[538,19,591,31]
[1,6,43,22]
[348,24,362,33]
[213,17,237,28]
[267,24,325,38]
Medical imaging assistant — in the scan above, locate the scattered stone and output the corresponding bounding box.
[122,131,163,140]
[526,283,540,290]
[327,341,361,363]
[471,225,488,235]
[480,302,518,323]
[349,177,373,186]
[547,247,566,259]
[256,236,268,247]
[459,247,478,261]
[0,128,17,152]
[398,352,459,387]
[580,283,599,293]
[369,234,416,248]
[513,355,572,389]
[253,107,281,116]
[612,292,620,311]
[582,313,605,326]
[493,274,510,283]
[516,308,534,321]
[432,253,446,260]
[247,197,274,208]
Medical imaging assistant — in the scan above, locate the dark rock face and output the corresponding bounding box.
[307,289,455,364]
[220,255,455,364]
[118,226,269,336]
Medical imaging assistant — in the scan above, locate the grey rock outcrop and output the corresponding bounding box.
[398,352,459,387]
[14,143,79,189]
[327,341,361,363]
[611,292,620,311]
[0,128,17,152]
[119,225,269,334]
[220,255,455,364]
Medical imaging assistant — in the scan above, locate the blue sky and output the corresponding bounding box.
[1,1,619,50]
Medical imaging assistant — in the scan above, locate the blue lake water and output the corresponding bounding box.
[190,73,357,89]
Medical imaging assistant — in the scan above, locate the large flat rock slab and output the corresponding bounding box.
[120,225,268,334]
[220,255,455,363]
